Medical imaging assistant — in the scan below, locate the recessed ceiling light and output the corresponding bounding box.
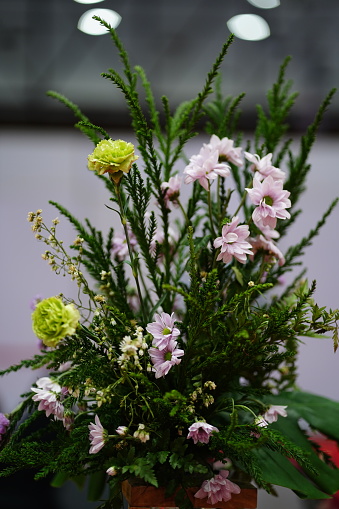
[227,14,270,41]
[77,9,122,35]
[246,0,280,8]
[74,0,105,4]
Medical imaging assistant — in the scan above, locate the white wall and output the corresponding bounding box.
[0,127,338,509]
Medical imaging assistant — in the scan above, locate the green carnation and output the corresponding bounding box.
[88,139,138,183]
[32,296,80,347]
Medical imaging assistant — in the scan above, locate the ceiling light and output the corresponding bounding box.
[74,0,105,4]
[77,9,122,35]
[246,0,280,8]
[227,14,270,41]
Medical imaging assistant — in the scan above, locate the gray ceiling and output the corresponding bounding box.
[1,0,339,131]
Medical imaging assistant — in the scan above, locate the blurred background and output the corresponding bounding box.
[0,0,338,508]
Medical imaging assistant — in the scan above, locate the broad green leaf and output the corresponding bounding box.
[264,391,339,441]
[253,448,331,499]
[50,471,70,488]
[87,470,107,501]
[273,415,339,495]
[232,266,244,286]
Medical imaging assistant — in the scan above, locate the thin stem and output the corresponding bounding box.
[207,182,217,238]
[114,180,147,325]
[234,178,252,218]
[177,198,190,227]
[233,190,248,218]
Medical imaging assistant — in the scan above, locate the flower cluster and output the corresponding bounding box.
[1,23,339,509]
[117,326,148,369]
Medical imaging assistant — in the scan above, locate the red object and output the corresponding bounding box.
[311,436,339,508]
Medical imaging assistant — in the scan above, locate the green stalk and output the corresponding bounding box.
[114,179,147,325]
[207,182,217,238]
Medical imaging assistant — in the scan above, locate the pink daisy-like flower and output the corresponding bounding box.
[244,152,285,181]
[31,377,65,421]
[207,134,243,167]
[116,425,128,436]
[146,312,180,350]
[88,415,107,454]
[249,234,285,266]
[187,421,219,444]
[111,224,138,261]
[149,226,177,259]
[29,294,43,311]
[160,174,182,209]
[106,466,118,476]
[263,405,288,424]
[194,473,241,505]
[213,458,232,478]
[246,175,291,230]
[183,145,230,191]
[259,224,280,240]
[213,216,253,264]
[0,413,10,440]
[148,339,184,378]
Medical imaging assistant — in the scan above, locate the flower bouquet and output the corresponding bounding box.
[1,17,339,509]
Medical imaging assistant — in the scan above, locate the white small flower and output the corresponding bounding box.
[263,405,288,423]
[133,423,150,443]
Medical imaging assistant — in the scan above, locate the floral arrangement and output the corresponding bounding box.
[1,17,339,509]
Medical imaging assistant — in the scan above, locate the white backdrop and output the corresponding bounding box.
[0,126,338,509]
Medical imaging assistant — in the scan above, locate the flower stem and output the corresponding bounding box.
[114,180,147,325]
[177,198,190,227]
[208,182,217,239]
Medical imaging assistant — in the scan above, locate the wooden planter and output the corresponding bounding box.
[122,478,257,509]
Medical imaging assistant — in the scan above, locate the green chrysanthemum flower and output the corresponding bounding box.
[88,139,138,183]
[32,296,80,347]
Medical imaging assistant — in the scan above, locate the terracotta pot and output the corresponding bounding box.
[122,478,257,509]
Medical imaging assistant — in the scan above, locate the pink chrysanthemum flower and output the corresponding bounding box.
[146,312,180,350]
[213,458,233,478]
[246,175,291,230]
[194,473,241,505]
[207,134,243,167]
[31,376,64,421]
[116,425,128,436]
[106,466,118,476]
[244,152,285,181]
[148,339,184,378]
[187,421,219,444]
[111,224,138,261]
[0,413,10,440]
[249,234,285,266]
[149,226,177,258]
[160,174,182,209]
[88,415,107,454]
[263,405,288,424]
[29,294,43,311]
[183,146,230,191]
[259,224,280,240]
[213,216,253,264]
